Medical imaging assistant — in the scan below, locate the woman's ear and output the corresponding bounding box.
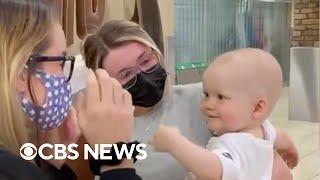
[15,68,28,95]
[252,99,267,121]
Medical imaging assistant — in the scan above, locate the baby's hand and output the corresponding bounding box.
[278,146,299,169]
[274,128,299,169]
[149,125,181,152]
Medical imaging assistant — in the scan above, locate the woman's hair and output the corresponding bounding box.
[82,20,166,70]
[82,20,172,98]
[0,0,54,154]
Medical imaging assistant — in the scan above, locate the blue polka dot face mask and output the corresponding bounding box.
[21,69,72,131]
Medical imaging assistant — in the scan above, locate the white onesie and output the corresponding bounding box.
[186,120,276,180]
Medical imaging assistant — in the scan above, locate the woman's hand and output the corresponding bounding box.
[75,69,134,147]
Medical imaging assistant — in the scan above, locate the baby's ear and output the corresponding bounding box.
[252,99,267,121]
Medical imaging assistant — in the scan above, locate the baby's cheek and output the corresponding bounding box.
[220,105,239,129]
[224,113,237,125]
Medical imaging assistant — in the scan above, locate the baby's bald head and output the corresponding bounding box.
[205,48,283,117]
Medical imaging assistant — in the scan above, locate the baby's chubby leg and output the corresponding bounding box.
[272,152,293,180]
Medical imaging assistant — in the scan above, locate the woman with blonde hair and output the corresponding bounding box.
[83,20,296,180]
[0,0,140,179]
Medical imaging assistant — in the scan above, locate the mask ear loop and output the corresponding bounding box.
[24,55,53,167]
[22,59,43,168]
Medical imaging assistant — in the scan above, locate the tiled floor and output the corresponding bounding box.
[269,87,319,180]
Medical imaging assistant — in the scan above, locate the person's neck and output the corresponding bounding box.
[240,124,265,139]
[134,106,153,117]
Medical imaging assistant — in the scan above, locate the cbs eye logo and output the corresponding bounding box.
[20,143,37,160]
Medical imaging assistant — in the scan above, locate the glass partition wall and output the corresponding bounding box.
[174,0,292,85]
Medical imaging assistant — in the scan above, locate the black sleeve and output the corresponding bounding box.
[100,168,142,180]
[35,156,77,180]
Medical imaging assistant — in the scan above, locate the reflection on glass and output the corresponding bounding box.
[174,0,292,84]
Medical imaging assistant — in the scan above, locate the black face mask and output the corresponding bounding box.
[125,65,167,107]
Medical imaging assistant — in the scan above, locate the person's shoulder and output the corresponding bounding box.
[206,134,242,149]
[218,133,260,146]
[0,149,31,168]
[172,82,203,97]
[173,82,203,91]
[209,133,274,179]
[170,82,203,107]
[215,132,274,160]
[208,133,255,152]
[0,149,50,179]
[262,119,277,143]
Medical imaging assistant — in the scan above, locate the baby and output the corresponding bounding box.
[150,48,298,180]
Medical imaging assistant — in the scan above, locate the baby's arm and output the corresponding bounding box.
[272,151,293,180]
[274,128,299,169]
[263,120,298,169]
[150,125,223,180]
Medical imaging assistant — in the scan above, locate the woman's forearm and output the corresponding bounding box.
[100,159,134,173]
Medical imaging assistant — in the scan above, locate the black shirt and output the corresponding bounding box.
[0,150,141,180]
